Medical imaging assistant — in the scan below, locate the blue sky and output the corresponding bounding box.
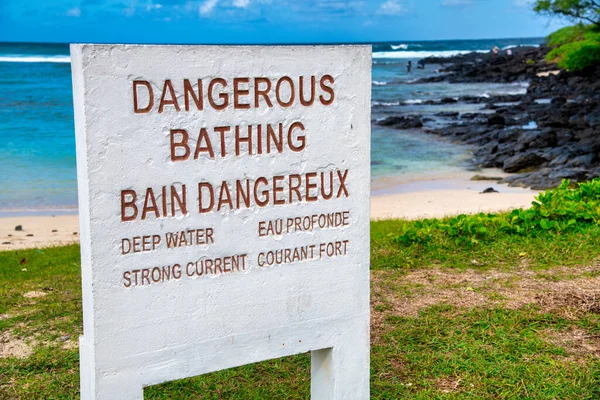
[0,0,565,44]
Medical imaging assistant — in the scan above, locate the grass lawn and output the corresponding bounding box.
[1,216,600,399]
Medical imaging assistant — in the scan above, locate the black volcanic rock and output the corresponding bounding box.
[377,116,423,129]
[503,152,546,173]
[380,47,600,189]
[487,114,506,126]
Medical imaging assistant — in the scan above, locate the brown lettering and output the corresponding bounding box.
[319,75,335,105]
[299,76,316,106]
[183,79,203,111]
[198,182,215,213]
[208,78,228,110]
[133,80,153,114]
[305,172,318,202]
[121,189,138,222]
[233,77,250,109]
[275,76,295,107]
[254,77,273,108]
[170,129,190,161]
[158,79,181,113]
[288,121,306,152]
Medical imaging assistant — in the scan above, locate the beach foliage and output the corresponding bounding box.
[389,179,600,248]
[547,23,599,46]
[559,39,600,70]
[534,0,600,27]
[545,23,600,70]
[374,178,600,270]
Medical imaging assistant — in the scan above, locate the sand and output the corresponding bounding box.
[371,178,539,220]
[1,216,80,251]
[1,176,540,251]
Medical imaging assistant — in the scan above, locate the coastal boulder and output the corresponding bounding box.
[441,97,458,104]
[568,154,596,167]
[503,152,545,173]
[498,130,520,144]
[436,111,459,118]
[377,116,423,129]
[487,114,505,126]
[517,129,557,149]
[584,111,600,128]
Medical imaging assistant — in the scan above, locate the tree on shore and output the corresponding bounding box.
[534,0,600,27]
[534,0,600,71]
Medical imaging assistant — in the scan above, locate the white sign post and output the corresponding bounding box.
[71,44,371,399]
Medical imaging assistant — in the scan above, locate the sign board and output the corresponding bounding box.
[71,44,371,399]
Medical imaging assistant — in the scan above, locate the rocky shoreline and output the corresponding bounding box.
[378,46,600,189]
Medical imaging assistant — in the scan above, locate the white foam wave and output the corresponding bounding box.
[0,55,71,63]
[391,44,408,50]
[373,50,488,59]
[372,101,400,106]
[373,80,388,86]
[502,44,540,50]
[507,89,528,95]
[403,99,423,104]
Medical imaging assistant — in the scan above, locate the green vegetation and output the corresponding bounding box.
[533,0,600,28]
[2,179,600,398]
[374,179,600,269]
[533,1,600,70]
[545,24,600,71]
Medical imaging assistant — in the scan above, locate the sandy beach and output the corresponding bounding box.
[371,175,540,220]
[1,174,540,251]
[1,215,80,251]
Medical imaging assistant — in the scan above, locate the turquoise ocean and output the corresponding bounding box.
[0,38,543,215]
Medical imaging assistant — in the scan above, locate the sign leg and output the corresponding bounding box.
[311,340,369,399]
[92,382,144,400]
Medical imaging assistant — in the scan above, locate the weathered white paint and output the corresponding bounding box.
[71,44,371,399]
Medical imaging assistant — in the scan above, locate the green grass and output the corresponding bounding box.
[2,207,600,398]
[371,218,600,270]
[373,306,600,399]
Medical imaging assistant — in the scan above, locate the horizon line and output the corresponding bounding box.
[0,36,547,47]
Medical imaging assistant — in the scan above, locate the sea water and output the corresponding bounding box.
[0,39,543,214]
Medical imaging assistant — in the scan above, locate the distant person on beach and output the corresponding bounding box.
[407,60,412,73]
[507,48,513,57]
[417,59,425,69]
[492,46,500,60]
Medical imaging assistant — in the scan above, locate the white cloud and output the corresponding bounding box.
[200,0,219,15]
[233,0,250,8]
[146,3,163,11]
[66,7,81,17]
[378,0,404,15]
[441,0,474,6]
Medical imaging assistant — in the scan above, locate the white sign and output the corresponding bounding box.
[71,44,371,399]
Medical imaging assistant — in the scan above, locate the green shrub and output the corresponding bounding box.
[546,44,570,62]
[547,24,588,47]
[559,40,600,71]
[526,59,535,65]
[391,178,600,247]
[545,24,600,70]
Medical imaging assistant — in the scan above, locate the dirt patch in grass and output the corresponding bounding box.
[537,292,600,319]
[371,265,600,320]
[543,327,600,359]
[22,291,47,299]
[0,332,32,359]
[435,376,463,393]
